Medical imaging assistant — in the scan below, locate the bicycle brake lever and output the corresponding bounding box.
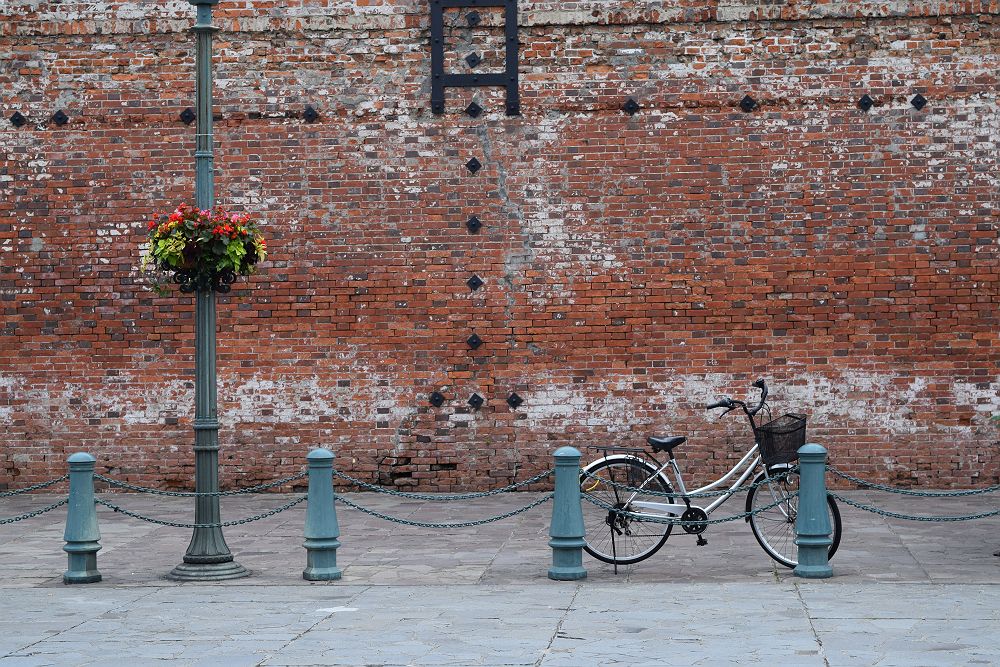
[717,407,736,420]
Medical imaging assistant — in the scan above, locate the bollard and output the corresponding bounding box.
[302,448,342,581]
[63,452,101,584]
[548,446,587,581]
[794,443,833,579]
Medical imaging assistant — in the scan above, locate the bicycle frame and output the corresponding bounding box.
[612,444,765,519]
[580,380,836,569]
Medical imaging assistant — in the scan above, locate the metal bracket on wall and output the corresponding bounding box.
[430,0,520,116]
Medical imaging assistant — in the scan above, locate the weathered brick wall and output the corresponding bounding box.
[1,1,998,490]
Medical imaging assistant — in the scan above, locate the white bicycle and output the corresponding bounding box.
[580,380,842,568]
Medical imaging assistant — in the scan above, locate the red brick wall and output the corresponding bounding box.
[1,1,998,490]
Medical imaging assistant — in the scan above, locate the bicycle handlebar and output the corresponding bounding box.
[750,378,768,416]
[706,379,768,417]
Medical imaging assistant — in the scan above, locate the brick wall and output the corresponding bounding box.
[1,1,998,490]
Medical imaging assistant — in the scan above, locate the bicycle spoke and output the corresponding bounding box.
[748,470,842,568]
[581,459,673,565]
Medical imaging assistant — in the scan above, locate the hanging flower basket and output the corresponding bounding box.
[141,204,266,294]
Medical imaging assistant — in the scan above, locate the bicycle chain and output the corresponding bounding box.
[95,496,307,528]
[828,467,1000,497]
[0,475,69,497]
[93,471,308,497]
[332,469,553,501]
[336,493,554,529]
[827,492,1000,522]
[0,499,69,525]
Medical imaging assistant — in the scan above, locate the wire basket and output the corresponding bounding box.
[756,413,807,466]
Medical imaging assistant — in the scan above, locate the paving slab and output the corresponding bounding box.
[1,489,998,665]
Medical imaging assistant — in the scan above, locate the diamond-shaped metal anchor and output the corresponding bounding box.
[858,94,874,111]
[911,94,927,111]
[468,393,484,409]
[52,110,68,126]
[466,216,482,233]
[179,108,196,125]
[739,95,756,113]
[467,333,483,350]
[506,393,523,409]
[10,111,26,128]
[466,11,481,27]
[429,391,446,407]
[622,98,640,115]
[304,105,319,122]
[466,158,482,174]
[467,275,484,291]
[465,53,482,68]
[466,101,483,118]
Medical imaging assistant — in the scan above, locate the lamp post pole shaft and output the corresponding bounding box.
[170,0,248,581]
[193,2,215,212]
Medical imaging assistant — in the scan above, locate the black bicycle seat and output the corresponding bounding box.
[646,435,686,453]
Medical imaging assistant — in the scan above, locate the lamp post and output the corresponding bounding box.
[169,0,249,581]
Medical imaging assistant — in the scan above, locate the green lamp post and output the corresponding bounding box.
[168,0,249,581]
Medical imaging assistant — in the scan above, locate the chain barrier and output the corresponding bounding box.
[95,496,307,528]
[580,466,798,499]
[93,471,308,497]
[581,491,798,527]
[336,493,554,529]
[0,499,69,525]
[828,466,1000,497]
[827,492,1000,522]
[332,469,553,501]
[0,475,69,497]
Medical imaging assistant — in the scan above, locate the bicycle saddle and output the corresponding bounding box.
[646,435,686,453]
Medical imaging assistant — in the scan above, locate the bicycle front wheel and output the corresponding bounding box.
[580,457,674,565]
[746,469,842,568]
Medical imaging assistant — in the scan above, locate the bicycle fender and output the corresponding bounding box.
[745,472,763,522]
[745,464,794,522]
[581,453,673,490]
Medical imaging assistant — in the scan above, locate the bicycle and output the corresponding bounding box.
[580,379,842,568]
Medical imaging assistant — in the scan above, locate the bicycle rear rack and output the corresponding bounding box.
[591,446,646,454]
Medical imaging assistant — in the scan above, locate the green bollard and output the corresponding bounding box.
[794,443,833,579]
[63,452,101,584]
[302,448,342,581]
[548,446,587,581]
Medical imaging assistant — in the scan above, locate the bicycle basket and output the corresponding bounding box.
[756,413,807,466]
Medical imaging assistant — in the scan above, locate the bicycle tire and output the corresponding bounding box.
[580,457,674,565]
[746,469,842,569]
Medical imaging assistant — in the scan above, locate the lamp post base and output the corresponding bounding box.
[168,560,250,582]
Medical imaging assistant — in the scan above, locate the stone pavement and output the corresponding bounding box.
[0,488,998,665]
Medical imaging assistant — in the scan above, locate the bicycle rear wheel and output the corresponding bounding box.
[580,457,674,565]
[746,469,842,568]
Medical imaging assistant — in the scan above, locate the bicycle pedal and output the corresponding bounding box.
[696,535,708,547]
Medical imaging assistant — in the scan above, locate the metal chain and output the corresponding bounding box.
[336,493,554,528]
[95,496,307,528]
[0,499,68,525]
[580,466,798,499]
[0,475,69,497]
[332,469,553,501]
[93,471,307,497]
[582,491,798,526]
[828,492,1000,522]
[828,466,1000,497]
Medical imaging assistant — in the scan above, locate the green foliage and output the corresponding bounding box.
[140,203,267,293]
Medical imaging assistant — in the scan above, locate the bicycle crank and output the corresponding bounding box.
[681,507,708,535]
